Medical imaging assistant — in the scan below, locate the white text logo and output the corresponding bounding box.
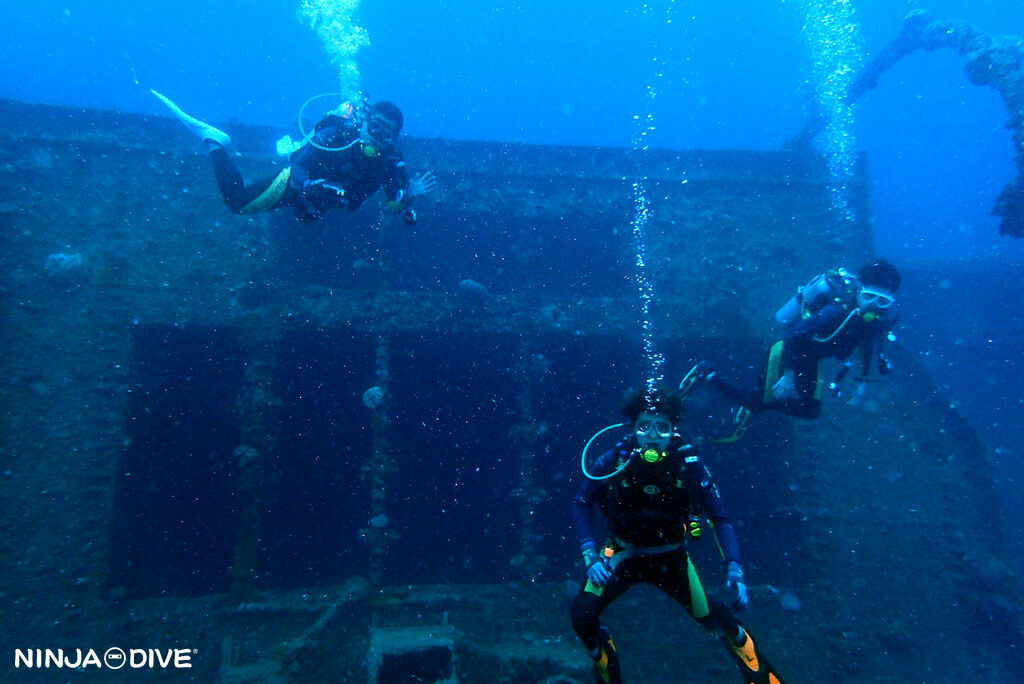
[14,648,194,669]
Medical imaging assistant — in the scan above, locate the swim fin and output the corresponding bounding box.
[151,89,232,149]
[591,627,622,684]
[727,629,785,684]
[678,363,701,399]
[713,406,751,444]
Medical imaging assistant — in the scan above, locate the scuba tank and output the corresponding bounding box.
[774,294,802,327]
[775,268,857,327]
[275,93,368,159]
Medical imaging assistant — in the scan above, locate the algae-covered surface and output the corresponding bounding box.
[0,100,1020,682]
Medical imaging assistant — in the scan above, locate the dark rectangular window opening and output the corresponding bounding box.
[110,325,244,598]
[257,326,375,589]
[377,645,454,683]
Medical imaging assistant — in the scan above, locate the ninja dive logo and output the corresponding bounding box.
[14,647,195,670]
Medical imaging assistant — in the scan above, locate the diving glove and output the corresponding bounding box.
[582,544,612,587]
[727,561,749,610]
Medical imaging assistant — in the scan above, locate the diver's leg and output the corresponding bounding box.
[655,551,721,627]
[792,360,823,418]
[208,147,249,212]
[208,148,290,215]
[704,595,788,684]
[698,351,771,414]
[694,361,764,444]
[709,375,765,413]
[765,358,822,419]
[780,396,822,419]
[654,553,785,683]
[571,572,632,684]
[703,373,760,443]
[723,621,787,684]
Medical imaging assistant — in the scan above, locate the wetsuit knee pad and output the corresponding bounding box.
[760,341,785,405]
[239,167,292,214]
[686,557,711,620]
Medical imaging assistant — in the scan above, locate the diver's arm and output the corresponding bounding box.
[382,151,412,208]
[697,465,742,565]
[780,304,846,368]
[858,336,875,379]
[283,156,321,221]
[381,150,422,224]
[783,303,846,340]
[290,139,352,216]
[695,460,747,609]
[573,472,605,553]
[857,317,892,379]
[877,338,893,376]
[574,480,613,586]
[848,328,880,405]
[288,140,325,199]
[573,449,618,553]
[710,519,741,565]
[288,148,313,188]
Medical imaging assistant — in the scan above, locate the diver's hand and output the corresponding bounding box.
[408,171,437,198]
[587,559,612,587]
[726,561,748,611]
[848,379,869,406]
[303,178,345,201]
[771,371,798,401]
[582,544,612,587]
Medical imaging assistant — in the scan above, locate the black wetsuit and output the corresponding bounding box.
[208,113,410,222]
[712,302,893,419]
[570,434,742,651]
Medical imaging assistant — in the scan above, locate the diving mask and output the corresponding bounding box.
[858,287,894,309]
[367,118,396,146]
[635,418,673,439]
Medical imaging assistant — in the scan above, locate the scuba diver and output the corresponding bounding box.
[571,384,786,684]
[151,90,436,223]
[697,259,900,442]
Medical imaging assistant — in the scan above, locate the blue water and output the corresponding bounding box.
[4,0,1024,263]
[6,0,1024,668]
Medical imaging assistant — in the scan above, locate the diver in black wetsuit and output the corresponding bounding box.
[152,90,436,223]
[570,385,786,684]
[700,260,900,437]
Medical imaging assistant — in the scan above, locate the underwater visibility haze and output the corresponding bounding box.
[2,1,1024,682]
[4,0,1024,259]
